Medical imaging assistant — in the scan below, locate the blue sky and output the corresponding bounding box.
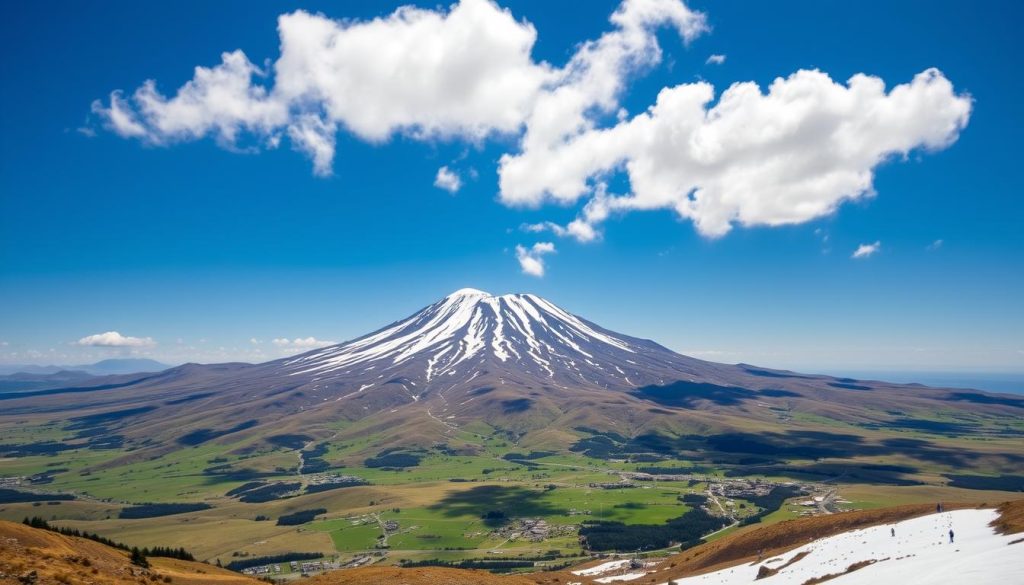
[1,0,1021,373]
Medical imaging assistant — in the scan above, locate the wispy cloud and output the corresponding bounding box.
[927,239,944,250]
[705,54,726,65]
[271,337,336,349]
[851,241,881,259]
[515,242,555,277]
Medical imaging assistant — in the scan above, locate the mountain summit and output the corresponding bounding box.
[281,288,697,392]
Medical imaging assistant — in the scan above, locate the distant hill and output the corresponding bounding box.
[74,358,170,375]
[0,358,169,377]
[0,359,170,393]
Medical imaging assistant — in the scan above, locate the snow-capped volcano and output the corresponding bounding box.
[281,288,715,392]
[4,287,1021,464]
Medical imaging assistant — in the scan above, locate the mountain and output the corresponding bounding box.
[0,358,169,377]
[1,289,1022,471]
[282,287,735,394]
[0,359,169,394]
[76,358,170,375]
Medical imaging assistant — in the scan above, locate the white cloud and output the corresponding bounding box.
[499,68,971,238]
[927,239,944,250]
[76,331,156,347]
[852,241,881,259]
[706,54,726,65]
[515,241,555,277]
[90,0,972,256]
[92,0,705,179]
[522,219,600,243]
[92,0,556,172]
[272,337,337,349]
[434,166,462,193]
[249,337,261,345]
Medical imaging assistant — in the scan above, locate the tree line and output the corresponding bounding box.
[22,517,195,563]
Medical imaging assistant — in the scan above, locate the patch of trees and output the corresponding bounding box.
[0,441,74,457]
[266,434,313,450]
[177,419,258,446]
[225,481,266,497]
[0,488,75,503]
[364,452,421,469]
[300,442,332,474]
[227,481,301,503]
[22,517,195,561]
[570,435,623,459]
[118,502,212,519]
[568,428,693,460]
[579,506,730,552]
[276,508,327,526]
[501,451,554,462]
[738,485,804,526]
[304,478,368,494]
[203,464,274,482]
[637,466,712,475]
[399,559,535,572]
[679,493,708,505]
[225,552,321,571]
[945,474,1024,492]
[481,510,507,524]
[84,434,124,450]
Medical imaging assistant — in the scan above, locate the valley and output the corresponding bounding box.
[1,290,1022,580]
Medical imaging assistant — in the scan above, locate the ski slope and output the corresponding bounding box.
[669,509,1022,585]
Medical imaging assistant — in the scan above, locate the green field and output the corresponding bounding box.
[3,414,1022,568]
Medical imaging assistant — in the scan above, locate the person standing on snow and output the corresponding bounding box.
[949,529,955,543]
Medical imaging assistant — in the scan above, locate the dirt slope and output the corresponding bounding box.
[0,520,261,585]
[990,498,1024,534]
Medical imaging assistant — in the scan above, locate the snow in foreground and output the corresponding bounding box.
[670,509,1022,585]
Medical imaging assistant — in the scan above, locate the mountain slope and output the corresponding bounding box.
[7,502,1018,585]
[1,289,1022,470]
[0,520,261,585]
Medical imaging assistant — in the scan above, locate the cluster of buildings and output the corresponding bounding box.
[587,481,636,490]
[707,479,779,500]
[296,560,329,574]
[240,559,337,578]
[305,473,365,487]
[491,518,577,543]
[0,476,22,487]
[241,564,282,576]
